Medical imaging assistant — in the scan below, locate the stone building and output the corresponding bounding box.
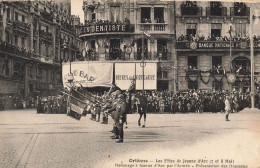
[0,0,82,99]
[81,0,176,91]
[175,1,260,93]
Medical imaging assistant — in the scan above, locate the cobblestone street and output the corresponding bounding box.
[0,109,259,168]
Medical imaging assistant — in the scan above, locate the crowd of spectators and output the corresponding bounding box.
[177,34,260,42]
[36,95,68,114]
[2,88,260,114]
[132,89,257,113]
[0,95,36,110]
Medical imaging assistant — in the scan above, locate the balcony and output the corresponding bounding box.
[39,30,52,42]
[176,40,260,50]
[40,10,53,22]
[13,21,30,32]
[137,23,168,33]
[0,42,32,59]
[206,7,227,16]
[181,7,202,17]
[36,54,54,64]
[230,7,250,17]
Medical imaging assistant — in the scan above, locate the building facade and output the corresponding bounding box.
[81,0,176,91]
[0,0,82,100]
[176,1,260,93]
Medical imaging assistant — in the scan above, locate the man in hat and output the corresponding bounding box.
[225,95,231,121]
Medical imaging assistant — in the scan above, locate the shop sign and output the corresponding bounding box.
[62,62,113,88]
[83,24,127,34]
[115,63,157,90]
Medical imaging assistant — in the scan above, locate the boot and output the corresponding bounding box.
[101,117,106,124]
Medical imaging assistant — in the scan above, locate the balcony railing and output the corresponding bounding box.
[0,42,33,58]
[40,11,53,22]
[176,41,260,50]
[230,7,250,17]
[138,23,167,32]
[39,30,52,41]
[181,7,202,16]
[13,20,30,31]
[206,7,227,16]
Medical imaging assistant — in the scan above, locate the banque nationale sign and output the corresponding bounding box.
[83,24,127,34]
[178,41,260,49]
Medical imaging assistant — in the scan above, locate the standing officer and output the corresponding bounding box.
[225,95,231,121]
[114,94,126,143]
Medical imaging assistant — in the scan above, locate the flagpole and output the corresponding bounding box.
[250,6,255,108]
[142,31,145,94]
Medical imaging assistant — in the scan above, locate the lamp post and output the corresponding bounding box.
[249,6,255,108]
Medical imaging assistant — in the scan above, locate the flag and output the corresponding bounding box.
[67,88,88,120]
[128,79,136,94]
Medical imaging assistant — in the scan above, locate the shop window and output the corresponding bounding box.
[154,7,164,23]
[141,7,151,23]
[186,24,197,36]
[188,80,198,90]
[211,23,222,39]
[188,56,198,69]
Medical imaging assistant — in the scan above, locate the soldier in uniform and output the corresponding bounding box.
[114,94,126,143]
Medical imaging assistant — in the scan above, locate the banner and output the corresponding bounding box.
[62,62,113,88]
[115,63,157,90]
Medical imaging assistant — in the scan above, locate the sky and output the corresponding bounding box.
[71,0,84,23]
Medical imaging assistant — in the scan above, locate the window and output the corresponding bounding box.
[154,7,164,23]
[110,7,119,23]
[234,2,247,16]
[137,39,148,60]
[188,81,198,90]
[213,81,222,91]
[211,23,222,39]
[15,12,18,21]
[90,40,95,49]
[157,39,167,60]
[7,8,10,18]
[15,35,18,45]
[163,71,168,78]
[22,15,25,22]
[109,39,121,60]
[186,24,197,36]
[46,26,49,33]
[141,7,151,23]
[188,56,198,69]
[89,8,95,21]
[21,38,25,47]
[210,1,222,16]
[181,1,198,16]
[235,23,246,37]
[212,56,222,69]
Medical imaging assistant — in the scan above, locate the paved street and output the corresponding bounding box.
[0,109,260,168]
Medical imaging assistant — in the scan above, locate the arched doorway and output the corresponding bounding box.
[232,56,251,93]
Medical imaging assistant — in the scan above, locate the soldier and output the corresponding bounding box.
[114,94,126,143]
